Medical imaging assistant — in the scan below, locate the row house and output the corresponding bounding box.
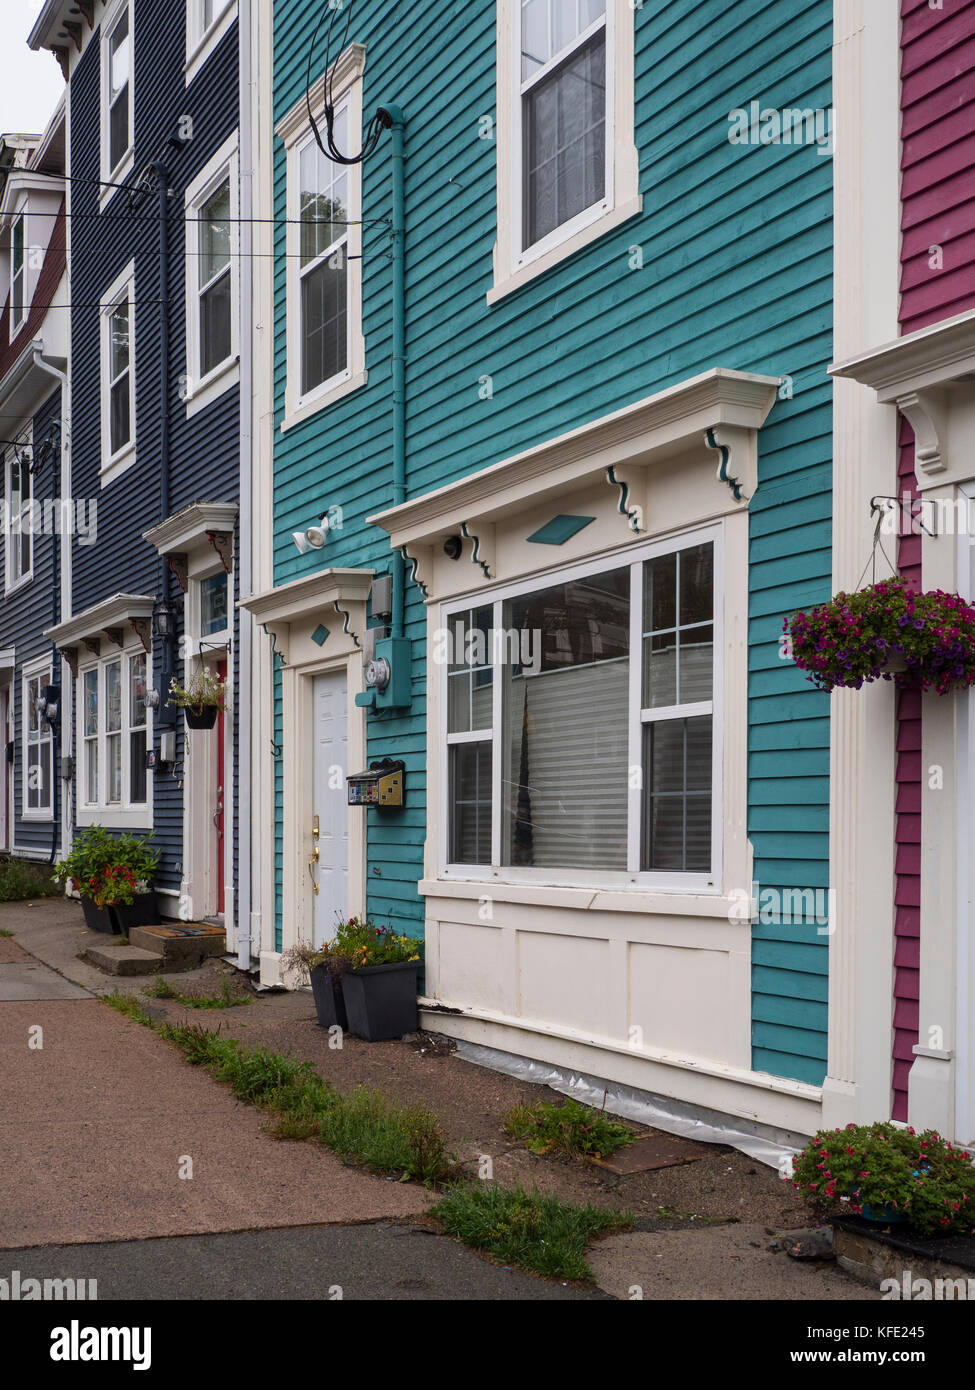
[244,0,836,1148]
[25,0,253,947]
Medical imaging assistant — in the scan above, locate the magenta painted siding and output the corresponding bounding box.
[900,0,975,334]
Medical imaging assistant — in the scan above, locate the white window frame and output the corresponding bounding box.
[4,433,33,594]
[185,0,238,85]
[438,524,724,893]
[278,45,366,431]
[490,0,640,304]
[194,563,231,650]
[99,259,136,486]
[100,0,135,203]
[184,132,240,417]
[9,210,26,340]
[22,656,53,823]
[75,645,153,829]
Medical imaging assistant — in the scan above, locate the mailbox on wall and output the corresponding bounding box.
[347,758,406,808]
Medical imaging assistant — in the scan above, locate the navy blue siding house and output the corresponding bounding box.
[28,0,246,937]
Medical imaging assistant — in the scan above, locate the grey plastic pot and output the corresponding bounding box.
[341,960,419,1041]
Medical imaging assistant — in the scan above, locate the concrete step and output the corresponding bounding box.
[129,923,226,969]
[84,943,164,977]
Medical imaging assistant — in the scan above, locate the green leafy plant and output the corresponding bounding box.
[0,856,60,902]
[143,977,250,1009]
[433,1184,632,1282]
[168,669,227,712]
[786,578,975,695]
[332,915,422,970]
[281,937,353,983]
[503,1097,637,1160]
[53,827,159,906]
[791,1122,975,1235]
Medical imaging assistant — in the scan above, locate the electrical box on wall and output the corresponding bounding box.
[347,758,406,808]
[355,636,411,711]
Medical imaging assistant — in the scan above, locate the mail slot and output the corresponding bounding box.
[347,757,406,808]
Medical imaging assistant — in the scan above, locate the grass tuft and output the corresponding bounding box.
[144,976,251,1009]
[0,857,59,902]
[433,1183,632,1282]
[503,1097,637,1160]
[102,990,154,1027]
[316,1085,455,1186]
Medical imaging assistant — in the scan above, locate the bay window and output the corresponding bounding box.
[442,531,720,885]
[78,649,151,822]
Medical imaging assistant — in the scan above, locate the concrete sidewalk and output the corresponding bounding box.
[0,989,430,1250]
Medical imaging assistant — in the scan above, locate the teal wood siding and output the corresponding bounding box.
[271,0,833,1073]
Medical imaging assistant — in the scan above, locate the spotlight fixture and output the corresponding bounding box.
[292,515,332,555]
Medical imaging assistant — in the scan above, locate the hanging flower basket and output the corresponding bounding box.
[184,705,218,730]
[785,578,975,695]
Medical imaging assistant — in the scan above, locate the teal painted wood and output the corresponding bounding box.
[270,0,833,1077]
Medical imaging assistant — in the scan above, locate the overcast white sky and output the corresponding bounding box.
[0,2,66,137]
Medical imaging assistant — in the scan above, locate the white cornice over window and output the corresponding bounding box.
[44,591,154,673]
[367,368,779,589]
[831,308,975,486]
[240,567,373,664]
[143,500,237,591]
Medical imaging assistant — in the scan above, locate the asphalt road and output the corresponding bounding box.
[1,1221,609,1301]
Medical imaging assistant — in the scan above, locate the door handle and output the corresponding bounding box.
[308,854,319,895]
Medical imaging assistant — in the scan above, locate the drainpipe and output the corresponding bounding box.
[32,341,68,864]
[382,105,406,639]
[151,163,176,702]
[236,0,254,969]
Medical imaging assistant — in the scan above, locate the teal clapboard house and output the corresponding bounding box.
[247,0,833,1139]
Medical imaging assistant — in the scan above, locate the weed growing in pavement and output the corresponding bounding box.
[316,1086,456,1186]
[433,1183,632,1282]
[503,1097,637,1160]
[144,976,250,1009]
[102,990,154,1027]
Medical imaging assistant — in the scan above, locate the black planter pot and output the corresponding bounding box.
[341,960,419,1041]
[111,891,162,934]
[184,705,218,730]
[80,897,116,934]
[309,964,349,1030]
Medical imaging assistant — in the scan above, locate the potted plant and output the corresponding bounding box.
[53,827,160,935]
[785,577,975,695]
[334,916,423,1041]
[281,938,352,1030]
[790,1121,975,1235]
[168,669,227,730]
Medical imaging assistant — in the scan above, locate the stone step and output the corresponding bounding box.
[129,923,226,968]
[85,943,165,977]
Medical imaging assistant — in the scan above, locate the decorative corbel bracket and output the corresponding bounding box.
[77,0,95,27]
[61,646,79,678]
[166,552,189,593]
[897,388,949,480]
[207,530,234,574]
[52,47,70,81]
[704,425,754,503]
[130,616,152,654]
[103,626,125,649]
[460,522,495,580]
[606,465,647,534]
[402,543,433,600]
[332,600,361,649]
[63,21,83,52]
[82,636,100,658]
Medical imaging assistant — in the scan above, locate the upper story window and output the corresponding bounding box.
[278,44,366,430]
[184,134,239,414]
[186,0,237,84]
[100,261,136,484]
[10,214,25,335]
[5,442,33,592]
[490,0,640,303]
[442,532,720,888]
[102,0,134,189]
[23,659,53,820]
[200,571,229,637]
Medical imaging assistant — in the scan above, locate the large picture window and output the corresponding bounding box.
[442,533,720,885]
[78,649,151,821]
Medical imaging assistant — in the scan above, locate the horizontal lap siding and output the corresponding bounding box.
[68,7,240,899]
[272,0,833,1025]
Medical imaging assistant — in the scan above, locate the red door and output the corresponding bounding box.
[215,660,226,914]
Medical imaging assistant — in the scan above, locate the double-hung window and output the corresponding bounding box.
[186,0,237,83]
[78,650,150,823]
[10,214,25,336]
[100,261,136,481]
[23,661,53,819]
[185,135,239,412]
[101,1,133,188]
[5,443,32,591]
[279,45,366,427]
[443,531,720,886]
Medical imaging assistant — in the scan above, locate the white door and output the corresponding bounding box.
[312,670,349,947]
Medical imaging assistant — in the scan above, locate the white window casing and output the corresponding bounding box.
[4,432,34,594]
[100,0,134,204]
[10,211,26,339]
[22,656,53,821]
[490,0,640,304]
[185,0,238,86]
[184,132,240,417]
[277,43,367,431]
[99,259,136,486]
[75,645,152,829]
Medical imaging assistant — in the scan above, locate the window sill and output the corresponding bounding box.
[76,805,152,830]
[419,877,739,920]
[185,356,239,418]
[185,3,238,85]
[5,573,33,597]
[99,152,135,211]
[487,194,643,306]
[281,370,367,432]
[100,444,136,488]
[21,810,54,824]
